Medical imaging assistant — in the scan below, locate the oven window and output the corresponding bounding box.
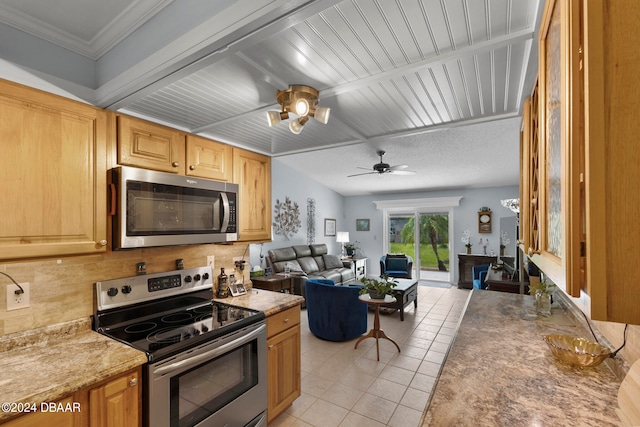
[170,339,259,427]
[127,181,221,235]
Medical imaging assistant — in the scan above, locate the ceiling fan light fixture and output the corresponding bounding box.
[269,85,328,134]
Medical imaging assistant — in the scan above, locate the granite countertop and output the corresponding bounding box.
[214,288,304,316]
[422,291,623,427]
[0,318,148,422]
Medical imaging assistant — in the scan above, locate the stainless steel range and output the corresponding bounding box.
[93,266,267,427]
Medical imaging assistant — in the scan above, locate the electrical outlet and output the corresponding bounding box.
[6,282,30,311]
[207,256,214,270]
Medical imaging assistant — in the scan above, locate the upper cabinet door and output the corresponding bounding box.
[233,148,271,242]
[535,0,583,295]
[117,116,185,173]
[0,79,108,259]
[186,135,233,181]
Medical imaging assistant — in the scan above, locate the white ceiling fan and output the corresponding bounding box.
[347,150,416,178]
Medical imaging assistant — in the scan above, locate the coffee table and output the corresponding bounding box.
[355,294,401,361]
[376,277,418,321]
[250,273,293,294]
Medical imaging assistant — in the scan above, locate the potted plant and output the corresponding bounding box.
[344,241,359,257]
[359,275,398,300]
[461,229,473,254]
[529,279,556,316]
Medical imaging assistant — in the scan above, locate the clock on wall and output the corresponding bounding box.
[478,211,492,233]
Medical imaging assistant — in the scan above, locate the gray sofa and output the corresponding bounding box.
[267,244,356,305]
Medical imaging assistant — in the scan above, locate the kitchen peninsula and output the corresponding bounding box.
[422,291,623,426]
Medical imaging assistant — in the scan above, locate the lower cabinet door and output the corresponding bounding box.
[1,397,75,427]
[89,368,140,427]
[267,324,301,422]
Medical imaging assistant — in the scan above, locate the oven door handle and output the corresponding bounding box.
[153,323,265,375]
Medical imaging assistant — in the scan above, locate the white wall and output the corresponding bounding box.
[249,159,345,269]
[343,186,519,282]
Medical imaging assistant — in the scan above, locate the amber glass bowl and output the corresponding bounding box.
[543,334,611,367]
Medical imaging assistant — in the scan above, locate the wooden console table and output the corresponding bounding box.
[457,254,497,289]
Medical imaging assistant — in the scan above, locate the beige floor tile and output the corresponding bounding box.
[366,377,408,403]
[399,387,430,411]
[388,354,421,371]
[378,364,416,386]
[301,373,335,397]
[299,399,349,427]
[351,393,398,424]
[321,382,365,410]
[388,404,424,426]
[338,411,386,427]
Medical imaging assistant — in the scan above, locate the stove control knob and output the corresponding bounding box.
[203,272,210,280]
[121,285,132,294]
[107,287,118,297]
[194,274,201,281]
[184,275,192,283]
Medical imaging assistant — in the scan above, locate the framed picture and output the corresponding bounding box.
[356,218,370,231]
[230,281,247,296]
[324,218,336,236]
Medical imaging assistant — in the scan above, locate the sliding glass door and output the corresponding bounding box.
[387,212,450,282]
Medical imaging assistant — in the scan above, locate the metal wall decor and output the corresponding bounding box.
[307,198,316,245]
[273,197,301,240]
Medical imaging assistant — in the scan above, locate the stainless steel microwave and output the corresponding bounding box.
[110,166,238,249]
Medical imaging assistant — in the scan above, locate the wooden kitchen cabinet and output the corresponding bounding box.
[0,367,141,427]
[185,135,233,181]
[117,115,185,173]
[0,397,75,427]
[266,306,301,423]
[0,79,108,260]
[522,0,640,324]
[233,148,272,241]
[88,367,141,427]
[117,116,233,181]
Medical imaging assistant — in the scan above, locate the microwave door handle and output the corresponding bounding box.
[153,323,265,376]
[220,192,230,232]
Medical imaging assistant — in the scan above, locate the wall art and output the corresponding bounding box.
[272,197,301,240]
[307,198,316,245]
[324,218,336,236]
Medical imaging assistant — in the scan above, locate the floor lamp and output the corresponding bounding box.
[336,231,349,258]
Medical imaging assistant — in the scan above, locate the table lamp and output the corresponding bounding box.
[336,231,350,257]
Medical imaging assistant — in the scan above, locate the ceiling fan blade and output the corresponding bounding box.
[347,171,377,178]
[356,166,372,171]
[388,164,408,170]
[388,170,416,175]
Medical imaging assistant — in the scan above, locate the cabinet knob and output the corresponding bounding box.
[99,240,107,246]
[283,318,289,323]
[172,162,180,168]
[189,165,196,171]
[129,377,138,387]
[268,345,274,350]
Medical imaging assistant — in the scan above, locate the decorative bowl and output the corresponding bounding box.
[542,334,611,367]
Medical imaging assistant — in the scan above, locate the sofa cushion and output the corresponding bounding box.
[269,247,297,263]
[338,267,356,283]
[386,257,408,271]
[298,256,320,274]
[314,255,326,271]
[273,259,304,274]
[316,269,342,283]
[310,244,328,256]
[293,245,312,257]
[323,254,344,269]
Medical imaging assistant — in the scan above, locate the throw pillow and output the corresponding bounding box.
[323,254,343,269]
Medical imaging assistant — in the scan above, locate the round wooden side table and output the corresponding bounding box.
[355,294,401,361]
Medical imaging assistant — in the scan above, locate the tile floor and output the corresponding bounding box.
[269,284,471,427]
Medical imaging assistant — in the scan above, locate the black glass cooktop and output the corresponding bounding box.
[95,291,264,361]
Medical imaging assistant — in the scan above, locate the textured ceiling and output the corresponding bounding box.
[0,0,543,196]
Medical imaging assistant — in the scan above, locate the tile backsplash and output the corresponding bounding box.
[0,243,250,336]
